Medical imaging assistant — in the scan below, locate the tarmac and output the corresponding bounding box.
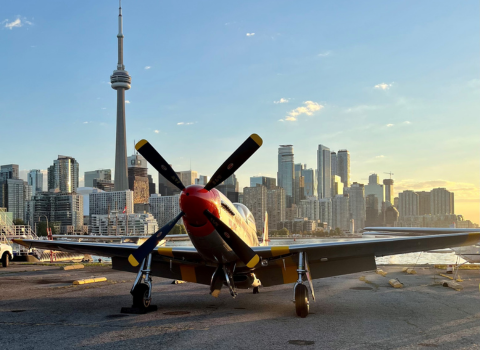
[2,263,480,350]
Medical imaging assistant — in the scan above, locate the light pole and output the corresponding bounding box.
[39,215,49,237]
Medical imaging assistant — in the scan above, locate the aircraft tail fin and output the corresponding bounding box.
[260,211,269,246]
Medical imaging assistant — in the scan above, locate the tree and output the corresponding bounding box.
[335,227,342,236]
[278,228,289,236]
[13,219,25,225]
[36,222,57,237]
[169,224,187,235]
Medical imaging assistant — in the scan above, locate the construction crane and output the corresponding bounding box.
[384,172,394,179]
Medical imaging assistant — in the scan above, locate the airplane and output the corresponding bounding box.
[13,134,480,318]
[364,227,480,263]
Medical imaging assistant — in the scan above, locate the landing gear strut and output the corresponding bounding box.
[223,264,237,298]
[293,252,309,318]
[122,253,157,314]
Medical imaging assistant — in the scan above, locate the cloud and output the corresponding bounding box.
[374,82,393,90]
[101,107,106,110]
[344,105,380,113]
[386,124,394,127]
[144,66,151,70]
[375,155,385,159]
[3,17,33,30]
[154,130,159,134]
[246,33,255,37]
[83,121,89,124]
[125,100,130,104]
[284,101,324,121]
[177,122,194,125]
[318,51,331,57]
[274,98,289,104]
[403,121,411,125]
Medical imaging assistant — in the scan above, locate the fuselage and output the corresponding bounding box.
[179,185,259,265]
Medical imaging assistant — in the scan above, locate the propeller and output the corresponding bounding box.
[203,210,260,268]
[135,139,185,191]
[204,134,263,191]
[128,211,185,267]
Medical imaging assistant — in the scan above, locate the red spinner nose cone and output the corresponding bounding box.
[179,185,220,227]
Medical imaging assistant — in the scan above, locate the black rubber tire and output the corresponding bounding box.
[253,286,259,294]
[132,283,151,309]
[2,253,9,268]
[295,284,309,318]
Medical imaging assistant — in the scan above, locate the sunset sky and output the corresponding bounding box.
[1,0,478,222]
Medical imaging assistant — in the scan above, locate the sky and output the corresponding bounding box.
[1,0,479,223]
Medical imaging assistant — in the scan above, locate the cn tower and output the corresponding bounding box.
[110,0,131,191]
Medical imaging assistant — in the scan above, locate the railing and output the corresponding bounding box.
[0,208,39,255]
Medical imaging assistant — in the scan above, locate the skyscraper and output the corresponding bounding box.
[84,169,112,188]
[2,179,30,221]
[332,175,344,197]
[89,190,134,215]
[331,152,337,178]
[365,174,384,213]
[277,145,294,208]
[31,191,84,233]
[217,174,240,202]
[149,194,182,227]
[431,188,454,215]
[0,164,19,182]
[398,190,419,217]
[416,191,431,215]
[301,167,316,198]
[127,154,149,204]
[47,155,79,193]
[111,2,131,191]
[337,150,350,187]
[27,170,43,196]
[294,163,305,205]
[250,176,276,190]
[333,194,350,231]
[0,164,19,208]
[317,145,331,199]
[176,171,199,186]
[243,185,267,232]
[383,178,394,205]
[267,187,285,231]
[345,182,365,232]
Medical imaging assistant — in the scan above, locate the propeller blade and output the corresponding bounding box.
[135,139,185,191]
[128,211,185,267]
[204,134,263,191]
[203,210,260,268]
[210,265,224,298]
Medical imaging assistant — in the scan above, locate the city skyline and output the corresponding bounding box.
[1,1,478,222]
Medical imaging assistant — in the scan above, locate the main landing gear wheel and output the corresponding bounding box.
[2,253,9,268]
[132,283,151,309]
[295,284,309,318]
[253,286,259,294]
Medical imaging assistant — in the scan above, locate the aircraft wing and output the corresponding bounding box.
[364,227,480,235]
[12,239,214,285]
[250,233,480,287]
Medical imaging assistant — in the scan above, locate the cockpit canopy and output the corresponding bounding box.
[233,203,256,229]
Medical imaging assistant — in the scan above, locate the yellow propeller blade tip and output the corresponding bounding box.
[135,139,148,151]
[246,254,260,268]
[128,254,140,267]
[250,134,263,147]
